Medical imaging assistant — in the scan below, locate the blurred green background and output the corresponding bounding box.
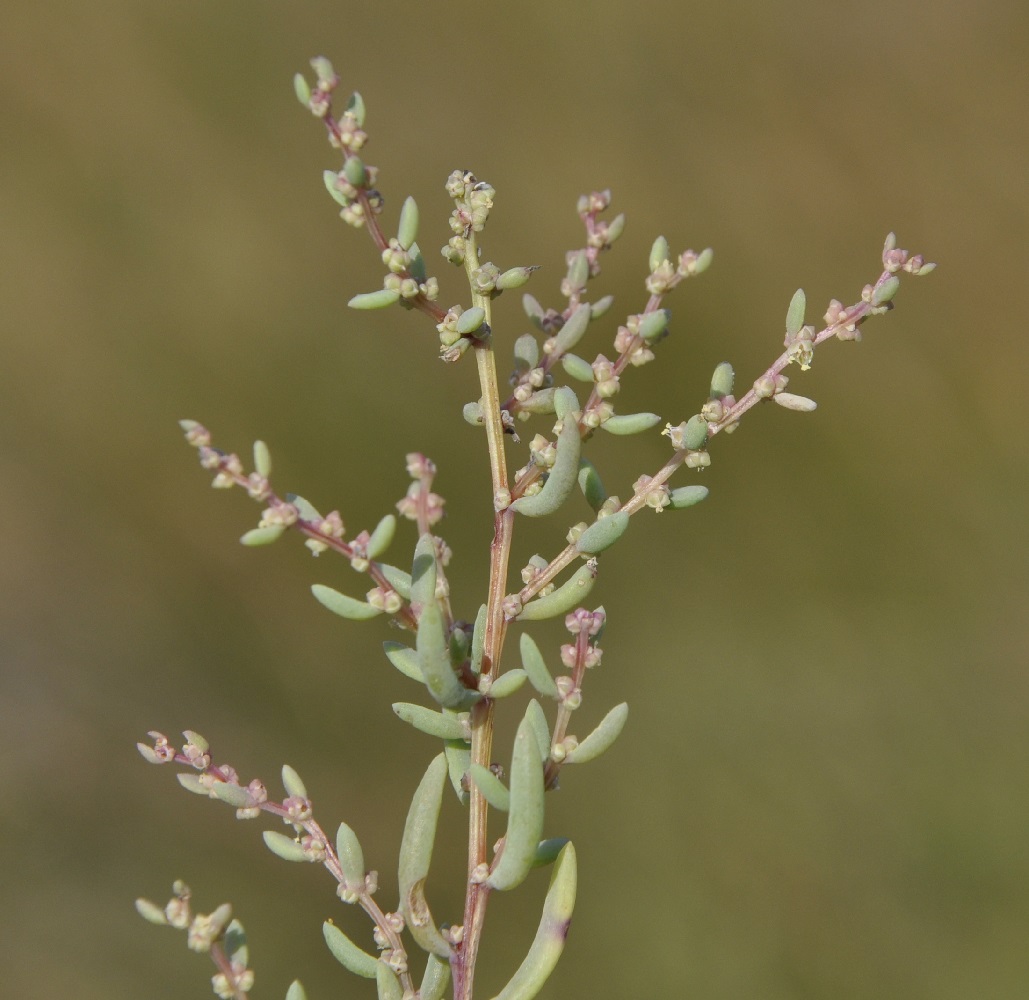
[2,2,1026,998]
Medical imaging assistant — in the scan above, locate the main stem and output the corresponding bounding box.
[454,241,514,1000]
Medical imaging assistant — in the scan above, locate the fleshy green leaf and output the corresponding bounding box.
[383,641,423,681]
[343,156,367,187]
[285,981,308,1000]
[418,600,476,708]
[516,561,598,622]
[560,353,595,382]
[398,755,452,958]
[669,485,709,509]
[577,459,607,512]
[533,837,570,868]
[335,822,365,892]
[709,361,734,400]
[286,493,322,522]
[281,765,307,799]
[376,961,404,1000]
[786,288,806,337]
[444,738,471,804]
[649,235,670,272]
[176,773,208,796]
[135,898,167,925]
[517,388,557,415]
[510,391,581,518]
[346,91,366,127]
[263,830,310,863]
[470,763,510,811]
[212,782,252,808]
[520,633,558,698]
[419,954,451,1000]
[366,515,396,560]
[638,309,670,342]
[411,535,437,606]
[393,703,469,740]
[348,288,400,310]
[379,563,412,599]
[873,275,901,306]
[524,699,551,762]
[487,707,547,891]
[552,303,591,355]
[469,603,488,675]
[311,584,383,621]
[564,703,628,764]
[574,511,629,555]
[514,333,540,371]
[600,412,662,436]
[681,414,708,450]
[489,843,577,1000]
[490,669,528,699]
[323,169,349,207]
[397,196,419,250]
[323,921,378,978]
[456,307,486,335]
[240,525,285,546]
[224,919,247,965]
[253,440,272,478]
[293,73,311,106]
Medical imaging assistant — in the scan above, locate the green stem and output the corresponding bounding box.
[454,236,515,1000]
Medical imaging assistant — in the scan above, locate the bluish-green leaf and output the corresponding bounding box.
[383,641,423,681]
[379,563,412,599]
[490,669,528,699]
[577,459,607,512]
[398,196,419,250]
[285,980,308,1000]
[281,765,307,799]
[786,288,806,337]
[524,699,551,763]
[470,603,488,675]
[240,526,285,546]
[487,708,546,891]
[418,600,475,709]
[516,561,597,622]
[445,739,471,805]
[263,830,310,863]
[574,511,629,555]
[398,755,451,958]
[419,954,451,1000]
[669,485,709,509]
[561,353,595,383]
[366,514,396,560]
[470,763,510,811]
[212,782,252,808]
[393,703,469,740]
[335,822,365,892]
[709,361,734,400]
[489,843,577,1000]
[552,303,591,355]
[520,633,558,698]
[564,703,628,764]
[323,921,378,978]
[349,288,400,310]
[510,393,581,518]
[411,535,437,606]
[514,333,539,371]
[253,440,272,478]
[376,961,403,1000]
[600,412,662,436]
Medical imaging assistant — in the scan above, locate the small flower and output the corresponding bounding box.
[283,795,313,824]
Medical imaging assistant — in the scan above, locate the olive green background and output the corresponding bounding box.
[2,2,1026,998]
